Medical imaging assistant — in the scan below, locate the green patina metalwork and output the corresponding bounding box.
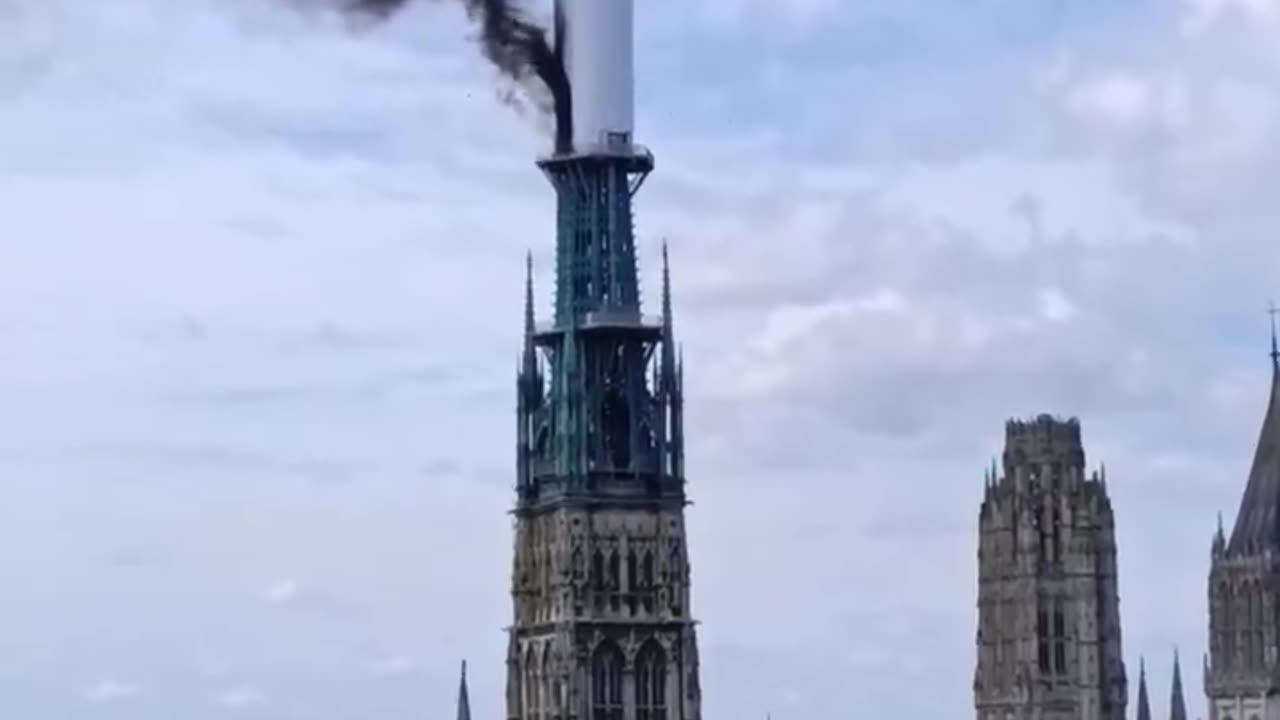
[515,147,684,510]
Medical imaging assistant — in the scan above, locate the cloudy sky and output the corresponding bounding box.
[1,0,1279,717]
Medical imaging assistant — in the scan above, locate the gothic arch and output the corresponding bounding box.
[542,645,558,720]
[635,640,668,720]
[592,549,605,587]
[627,549,640,615]
[607,550,621,589]
[524,645,541,720]
[607,550,622,611]
[590,641,624,720]
[1250,580,1264,665]
[1243,581,1256,667]
[641,550,656,614]
[592,549,607,611]
[1221,581,1236,669]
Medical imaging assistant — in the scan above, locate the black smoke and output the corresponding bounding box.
[343,0,572,153]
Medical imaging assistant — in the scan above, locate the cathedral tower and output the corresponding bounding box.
[504,3,700,720]
[973,415,1128,720]
[1205,323,1280,720]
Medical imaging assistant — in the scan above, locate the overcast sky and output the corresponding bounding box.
[1,0,1278,717]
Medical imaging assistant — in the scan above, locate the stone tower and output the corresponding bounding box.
[973,415,1128,720]
[502,33,701,720]
[1204,325,1280,720]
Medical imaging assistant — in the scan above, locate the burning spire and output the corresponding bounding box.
[339,0,573,152]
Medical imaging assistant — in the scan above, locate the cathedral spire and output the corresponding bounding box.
[523,251,537,365]
[456,659,471,720]
[507,5,701,720]
[660,240,676,387]
[525,251,535,334]
[1170,649,1186,720]
[521,252,540,389]
[1136,657,1151,720]
[1226,313,1280,553]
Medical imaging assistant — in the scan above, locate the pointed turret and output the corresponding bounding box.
[660,240,676,388]
[1170,650,1186,720]
[1136,657,1151,720]
[1227,311,1280,552]
[1212,512,1225,557]
[516,253,542,495]
[523,251,537,361]
[456,659,471,720]
[658,243,685,480]
[672,343,685,478]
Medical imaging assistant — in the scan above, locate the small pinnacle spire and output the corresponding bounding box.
[1270,300,1279,370]
[1170,648,1187,720]
[521,252,540,386]
[662,240,673,325]
[456,659,471,720]
[662,242,675,347]
[1136,656,1151,720]
[524,251,536,337]
[659,240,677,393]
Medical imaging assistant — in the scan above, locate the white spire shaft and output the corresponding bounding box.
[559,0,635,152]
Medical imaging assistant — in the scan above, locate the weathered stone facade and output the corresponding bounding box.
[506,505,700,720]
[1205,343,1280,720]
[974,415,1128,720]
[503,129,700,719]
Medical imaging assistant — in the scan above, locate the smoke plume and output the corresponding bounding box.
[342,0,572,152]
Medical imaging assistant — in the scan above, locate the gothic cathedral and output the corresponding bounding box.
[502,141,702,720]
[973,416,1128,720]
[1205,337,1280,720]
[971,330,1280,720]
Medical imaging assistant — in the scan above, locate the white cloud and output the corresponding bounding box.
[1183,0,1280,30]
[264,578,299,605]
[215,686,269,709]
[1065,71,1154,128]
[83,680,140,703]
[364,654,418,676]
